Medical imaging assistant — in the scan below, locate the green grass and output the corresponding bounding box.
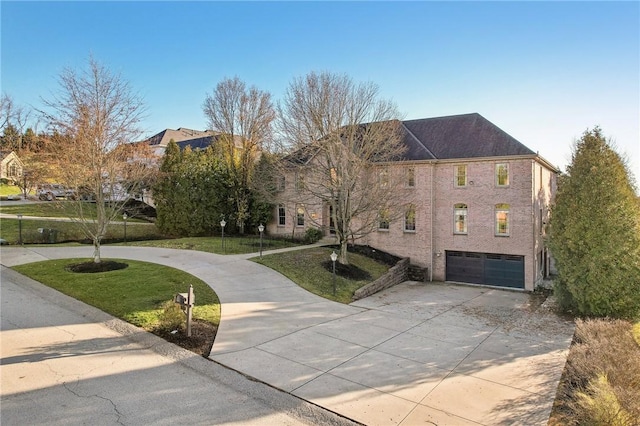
[12,258,220,330]
[0,218,162,244]
[128,235,303,255]
[255,247,390,303]
[0,183,22,197]
[0,201,88,217]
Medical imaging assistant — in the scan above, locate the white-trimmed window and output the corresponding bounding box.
[407,167,415,187]
[378,208,390,231]
[404,205,416,232]
[296,204,305,227]
[454,203,468,234]
[379,169,389,188]
[278,204,286,226]
[455,165,467,187]
[496,163,509,187]
[495,203,510,236]
[277,175,286,192]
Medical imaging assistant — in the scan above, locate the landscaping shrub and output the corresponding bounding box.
[156,300,185,332]
[555,319,640,425]
[575,374,636,426]
[304,227,323,243]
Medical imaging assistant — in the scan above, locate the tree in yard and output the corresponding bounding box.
[202,77,276,234]
[549,127,640,319]
[0,93,31,152]
[277,71,406,265]
[41,57,154,263]
[154,141,228,236]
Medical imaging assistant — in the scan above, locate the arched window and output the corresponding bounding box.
[296,204,305,227]
[495,203,510,236]
[454,203,468,234]
[378,208,390,231]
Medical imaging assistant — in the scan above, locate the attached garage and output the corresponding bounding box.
[446,251,524,289]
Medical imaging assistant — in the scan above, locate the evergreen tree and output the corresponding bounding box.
[154,141,232,236]
[549,127,640,319]
[155,140,191,235]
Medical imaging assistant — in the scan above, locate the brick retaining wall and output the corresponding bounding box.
[352,258,410,301]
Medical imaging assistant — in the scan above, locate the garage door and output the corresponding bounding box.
[446,251,524,289]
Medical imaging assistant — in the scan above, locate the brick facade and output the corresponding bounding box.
[267,114,557,291]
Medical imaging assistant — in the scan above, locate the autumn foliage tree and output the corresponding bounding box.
[549,127,640,319]
[41,57,155,263]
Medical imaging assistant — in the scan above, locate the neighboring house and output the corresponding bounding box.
[268,113,557,291]
[143,127,217,156]
[138,127,247,154]
[0,151,24,183]
[135,128,257,207]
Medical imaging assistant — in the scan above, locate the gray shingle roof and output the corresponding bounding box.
[400,113,535,161]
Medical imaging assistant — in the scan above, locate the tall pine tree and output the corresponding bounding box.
[549,127,640,319]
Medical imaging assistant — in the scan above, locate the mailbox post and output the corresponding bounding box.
[174,284,195,337]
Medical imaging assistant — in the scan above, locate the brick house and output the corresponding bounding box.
[267,113,557,291]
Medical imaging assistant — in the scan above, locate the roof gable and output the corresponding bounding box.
[401,113,535,160]
[144,128,217,146]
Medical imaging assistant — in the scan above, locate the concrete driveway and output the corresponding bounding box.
[0,245,575,425]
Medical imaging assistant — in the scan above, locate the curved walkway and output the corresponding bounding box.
[0,245,575,425]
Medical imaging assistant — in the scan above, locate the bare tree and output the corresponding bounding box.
[278,71,406,264]
[0,93,32,152]
[202,77,275,233]
[41,57,153,263]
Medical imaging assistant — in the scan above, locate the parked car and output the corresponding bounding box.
[37,184,75,201]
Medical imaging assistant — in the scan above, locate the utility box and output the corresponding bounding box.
[38,228,59,244]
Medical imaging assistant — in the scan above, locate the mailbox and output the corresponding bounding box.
[173,285,195,337]
[174,293,188,306]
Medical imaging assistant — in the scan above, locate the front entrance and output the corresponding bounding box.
[328,205,336,235]
[446,251,525,289]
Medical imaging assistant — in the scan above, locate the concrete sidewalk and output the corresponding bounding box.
[1,245,575,425]
[0,265,355,426]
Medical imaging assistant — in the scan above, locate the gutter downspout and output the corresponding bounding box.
[430,163,434,282]
[532,159,537,290]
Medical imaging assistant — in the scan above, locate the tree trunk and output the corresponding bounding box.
[93,238,101,263]
[339,238,349,265]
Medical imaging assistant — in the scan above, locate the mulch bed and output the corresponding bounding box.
[153,320,218,357]
[65,260,129,273]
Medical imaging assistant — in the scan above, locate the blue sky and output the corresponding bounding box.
[2,1,639,180]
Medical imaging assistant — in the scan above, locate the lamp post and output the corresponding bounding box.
[122,212,128,244]
[17,214,23,245]
[258,224,265,260]
[220,219,226,253]
[330,251,338,296]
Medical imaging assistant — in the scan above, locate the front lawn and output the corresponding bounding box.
[12,258,220,356]
[0,202,93,218]
[0,183,23,197]
[128,235,303,255]
[255,247,391,303]
[0,218,161,244]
